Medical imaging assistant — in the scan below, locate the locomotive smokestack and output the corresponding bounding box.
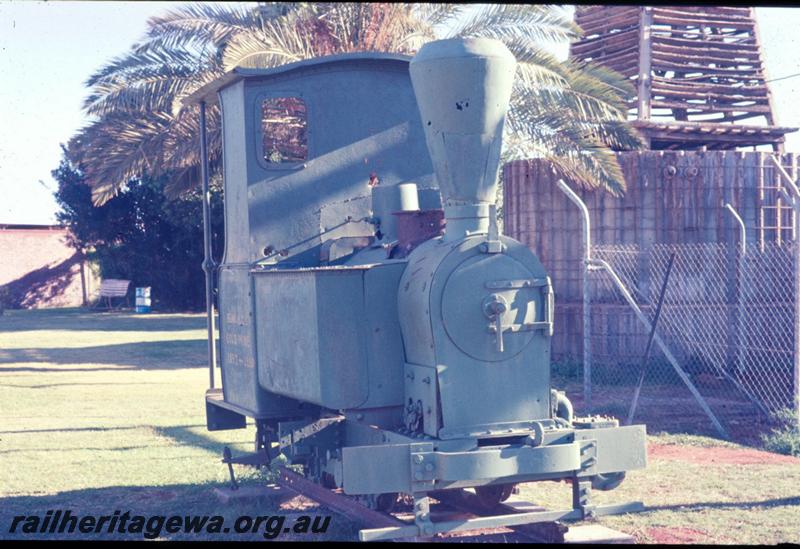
[409,38,516,240]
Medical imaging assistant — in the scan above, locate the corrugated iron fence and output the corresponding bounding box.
[504,151,799,437]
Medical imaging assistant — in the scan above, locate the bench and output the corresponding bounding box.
[96,279,131,310]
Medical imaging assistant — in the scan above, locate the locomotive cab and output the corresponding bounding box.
[189,38,647,541]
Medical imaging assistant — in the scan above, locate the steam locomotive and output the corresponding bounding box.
[188,37,646,540]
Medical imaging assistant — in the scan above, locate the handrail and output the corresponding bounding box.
[557,179,592,408]
[724,203,746,256]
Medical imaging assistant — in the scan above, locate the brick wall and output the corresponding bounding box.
[0,225,98,309]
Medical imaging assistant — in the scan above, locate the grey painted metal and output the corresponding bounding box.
[410,38,516,241]
[199,100,217,389]
[358,500,645,542]
[725,203,747,257]
[340,424,646,495]
[398,38,557,439]
[184,52,414,107]
[253,263,406,409]
[360,509,582,541]
[398,235,553,438]
[557,179,593,409]
[770,154,800,197]
[342,442,580,495]
[212,53,435,419]
[370,183,419,244]
[241,61,435,266]
[589,257,730,439]
[203,38,649,538]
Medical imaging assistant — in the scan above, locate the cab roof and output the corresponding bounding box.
[182,52,412,107]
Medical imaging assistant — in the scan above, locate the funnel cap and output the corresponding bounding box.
[410,38,516,210]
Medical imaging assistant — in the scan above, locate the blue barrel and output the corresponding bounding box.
[135,287,151,313]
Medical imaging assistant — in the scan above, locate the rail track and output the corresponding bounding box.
[275,467,571,542]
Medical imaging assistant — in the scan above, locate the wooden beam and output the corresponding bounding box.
[650,87,769,105]
[587,49,640,66]
[649,34,758,51]
[656,5,752,17]
[572,36,639,57]
[651,50,763,68]
[653,7,755,24]
[650,100,771,114]
[570,27,639,52]
[649,60,764,77]
[579,11,640,32]
[637,6,653,120]
[575,5,638,25]
[651,29,754,42]
[651,11,756,30]
[654,40,761,59]
[651,77,768,97]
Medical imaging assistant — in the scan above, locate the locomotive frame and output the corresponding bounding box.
[186,38,647,541]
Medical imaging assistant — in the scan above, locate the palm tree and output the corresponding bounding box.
[71,2,642,205]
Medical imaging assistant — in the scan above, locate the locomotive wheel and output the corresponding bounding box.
[320,472,337,489]
[374,492,399,513]
[360,493,399,513]
[473,484,515,511]
[591,471,626,491]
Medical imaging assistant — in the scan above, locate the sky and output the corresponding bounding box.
[1,2,799,225]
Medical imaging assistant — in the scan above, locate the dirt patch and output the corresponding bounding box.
[649,443,800,466]
[647,526,708,544]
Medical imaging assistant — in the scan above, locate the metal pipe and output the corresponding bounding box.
[769,154,800,198]
[589,257,729,439]
[557,179,592,409]
[769,154,800,423]
[724,203,746,256]
[199,100,217,389]
[722,202,769,417]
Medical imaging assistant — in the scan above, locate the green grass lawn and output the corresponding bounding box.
[1,308,798,542]
[0,308,354,541]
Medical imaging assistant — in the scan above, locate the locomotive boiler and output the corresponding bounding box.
[189,37,647,540]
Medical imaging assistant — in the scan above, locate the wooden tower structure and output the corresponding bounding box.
[570,6,796,151]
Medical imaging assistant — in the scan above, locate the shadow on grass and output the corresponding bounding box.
[645,496,800,512]
[0,382,170,389]
[0,340,207,370]
[0,309,207,333]
[0,445,162,454]
[0,425,187,435]
[152,425,236,456]
[0,482,355,541]
[153,425,253,459]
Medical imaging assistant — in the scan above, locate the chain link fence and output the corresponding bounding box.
[585,239,797,437]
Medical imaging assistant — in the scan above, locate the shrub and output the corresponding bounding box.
[52,154,223,311]
[761,408,800,457]
[0,286,8,315]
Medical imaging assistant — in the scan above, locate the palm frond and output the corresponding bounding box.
[144,2,261,52]
[446,4,578,44]
[72,2,640,200]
